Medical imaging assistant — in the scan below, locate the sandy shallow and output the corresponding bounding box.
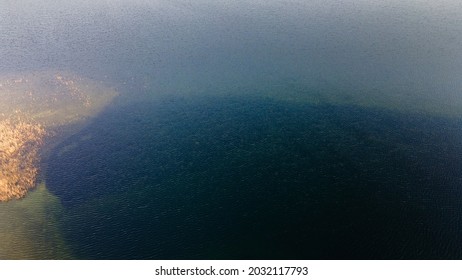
[0,70,117,259]
[0,70,117,202]
[0,120,46,201]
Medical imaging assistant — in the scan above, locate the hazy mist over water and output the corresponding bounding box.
[2,0,462,259]
[2,0,462,110]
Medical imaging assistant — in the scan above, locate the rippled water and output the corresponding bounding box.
[1,0,462,259]
[45,96,462,259]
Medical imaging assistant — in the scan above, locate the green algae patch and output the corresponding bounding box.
[0,182,73,259]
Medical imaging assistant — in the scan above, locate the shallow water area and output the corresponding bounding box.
[0,183,72,259]
[0,70,117,197]
[0,70,117,258]
[0,71,118,126]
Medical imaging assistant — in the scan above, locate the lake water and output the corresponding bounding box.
[1,0,462,259]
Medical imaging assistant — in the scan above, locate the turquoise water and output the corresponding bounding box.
[2,0,462,259]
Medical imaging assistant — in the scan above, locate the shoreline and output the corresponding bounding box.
[0,119,46,201]
[0,70,117,202]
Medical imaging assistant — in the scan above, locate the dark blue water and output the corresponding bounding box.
[46,95,462,259]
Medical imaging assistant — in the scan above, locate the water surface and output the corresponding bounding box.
[1,0,462,259]
[46,96,462,259]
